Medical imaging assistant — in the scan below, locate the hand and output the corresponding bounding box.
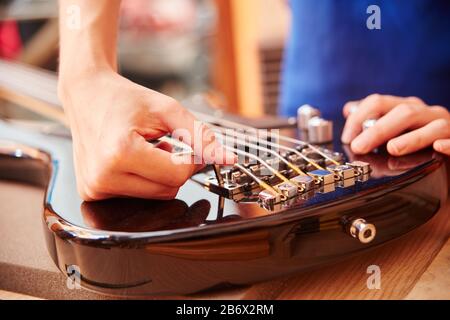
[341,94,450,156]
[59,69,235,201]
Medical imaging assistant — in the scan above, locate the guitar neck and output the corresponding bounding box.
[0,60,66,125]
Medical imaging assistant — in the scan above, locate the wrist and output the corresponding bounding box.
[58,64,115,103]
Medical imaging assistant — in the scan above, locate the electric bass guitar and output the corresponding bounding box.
[0,61,447,296]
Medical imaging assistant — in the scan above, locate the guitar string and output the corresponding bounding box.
[160,112,341,194]
[222,144,292,189]
[159,117,340,192]
[210,124,324,171]
[160,134,296,197]
[192,111,340,166]
[213,130,307,176]
[233,163,285,200]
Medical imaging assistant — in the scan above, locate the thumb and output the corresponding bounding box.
[162,101,237,165]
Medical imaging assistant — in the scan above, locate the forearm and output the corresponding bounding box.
[58,0,121,91]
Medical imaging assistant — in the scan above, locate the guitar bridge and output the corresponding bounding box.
[196,127,371,211]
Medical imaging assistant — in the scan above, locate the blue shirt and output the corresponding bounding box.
[280,0,450,120]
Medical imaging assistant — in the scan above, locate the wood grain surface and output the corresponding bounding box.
[0,290,42,300]
[405,238,450,300]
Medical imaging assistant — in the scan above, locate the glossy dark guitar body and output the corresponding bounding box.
[0,120,447,297]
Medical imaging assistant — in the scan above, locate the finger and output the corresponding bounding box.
[78,186,113,202]
[127,134,198,188]
[107,173,180,200]
[434,139,450,156]
[82,172,179,201]
[351,103,429,154]
[342,101,360,118]
[162,102,237,165]
[155,138,202,172]
[387,119,450,156]
[341,95,423,144]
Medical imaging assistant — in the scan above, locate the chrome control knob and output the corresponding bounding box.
[297,104,321,130]
[307,117,333,144]
[348,218,376,244]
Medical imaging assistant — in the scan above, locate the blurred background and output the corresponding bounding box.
[0,0,291,121]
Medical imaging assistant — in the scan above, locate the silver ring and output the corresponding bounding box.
[362,119,378,131]
[348,103,360,115]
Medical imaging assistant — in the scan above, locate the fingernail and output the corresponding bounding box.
[348,103,359,115]
[388,140,406,156]
[351,137,367,154]
[341,127,355,144]
[434,142,443,153]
